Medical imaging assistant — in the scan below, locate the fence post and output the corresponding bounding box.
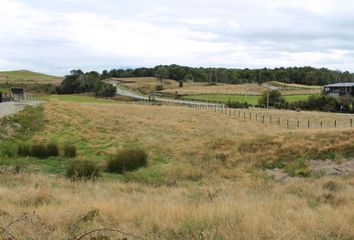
[249,112,251,120]
[287,119,289,128]
[262,115,265,123]
[238,111,240,117]
[351,119,353,127]
[321,121,323,128]
[334,120,337,128]
[256,114,258,121]
[308,120,310,128]
[244,112,246,119]
[278,118,280,126]
[234,109,236,116]
[270,116,272,124]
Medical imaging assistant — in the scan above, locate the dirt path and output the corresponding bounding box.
[0,101,41,118]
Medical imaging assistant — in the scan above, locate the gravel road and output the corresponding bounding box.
[0,101,41,118]
[115,84,222,106]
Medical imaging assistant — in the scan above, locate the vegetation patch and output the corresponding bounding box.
[66,160,101,180]
[107,148,148,174]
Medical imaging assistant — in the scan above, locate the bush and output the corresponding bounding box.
[226,101,249,109]
[95,82,116,97]
[46,143,59,157]
[17,143,31,157]
[107,148,148,174]
[31,144,48,159]
[155,85,164,91]
[258,90,286,108]
[66,160,101,180]
[0,142,17,157]
[64,145,76,158]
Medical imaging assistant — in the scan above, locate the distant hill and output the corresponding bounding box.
[0,70,62,84]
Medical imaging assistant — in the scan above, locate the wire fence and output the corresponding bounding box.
[0,92,45,103]
[188,103,354,129]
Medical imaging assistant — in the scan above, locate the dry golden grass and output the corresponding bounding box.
[163,83,265,95]
[1,173,354,239]
[111,77,321,96]
[109,77,179,93]
[2,100,354,239]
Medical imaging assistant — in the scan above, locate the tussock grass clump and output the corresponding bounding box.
[66,160,101,180]
[46,143,59,157]
[64,145,77,158]
[107,148,148,174]
[17,143,31,157]
[31,144,48,159]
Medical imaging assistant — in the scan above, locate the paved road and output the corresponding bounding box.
[115,84,222,106]
[0,101,41,118]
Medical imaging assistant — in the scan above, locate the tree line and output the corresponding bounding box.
[57,69,116,97]
[56,65,354,97]
[103,65,354,86]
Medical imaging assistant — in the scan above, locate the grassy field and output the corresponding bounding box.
[181,93,316,105]
[269,81,322,89]
[111,77,322,96]
[1,100,354,239]
[0,70,62,84]
[42,94,118,103]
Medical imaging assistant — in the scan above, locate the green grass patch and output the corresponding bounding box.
[43,95,117,104]
[269,81,322,89]
[0,70,61,83]
[182,93,315,104]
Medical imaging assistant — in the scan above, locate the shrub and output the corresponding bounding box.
[31,144,48,159]
[226,101,249,109]
[258,90,286,108]
[46,143,59,157]
[66,160,101,180]
[64,145,77,158]
[155,85,164,91]
[0,142,17,157]
[107,148,148,174]
[285,157,311,177]
[18,143,31,157]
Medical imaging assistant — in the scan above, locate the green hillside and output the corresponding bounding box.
[0,70,62,84]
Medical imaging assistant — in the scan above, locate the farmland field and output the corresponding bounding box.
[110,77,322,96]
[181,93,317,104]
[1,98,354,239]
[0,70,62,84]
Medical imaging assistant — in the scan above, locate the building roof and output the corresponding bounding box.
[325,82,354,87]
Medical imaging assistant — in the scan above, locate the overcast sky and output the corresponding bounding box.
[1,0,354,75]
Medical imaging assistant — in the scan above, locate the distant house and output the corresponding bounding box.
[323,83,354,98]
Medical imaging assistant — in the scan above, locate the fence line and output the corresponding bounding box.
[187,103,354,129]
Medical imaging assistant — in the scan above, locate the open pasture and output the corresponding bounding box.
[1,99,354,239]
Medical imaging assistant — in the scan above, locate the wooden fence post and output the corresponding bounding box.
[249,112,252,120]
[287,120,289,128]
[262,115,265,123]
[351,119,352,127]
[321,121,323,128]
[278,118,280,126]
[297,120,300,128]
[308,120,310,128]
[334,120,337,128]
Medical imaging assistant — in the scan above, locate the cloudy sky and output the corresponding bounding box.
[0,0,354,75]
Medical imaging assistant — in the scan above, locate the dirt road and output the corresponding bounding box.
[0,101,41,118]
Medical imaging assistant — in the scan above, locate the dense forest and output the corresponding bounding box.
[102,65,354,86]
